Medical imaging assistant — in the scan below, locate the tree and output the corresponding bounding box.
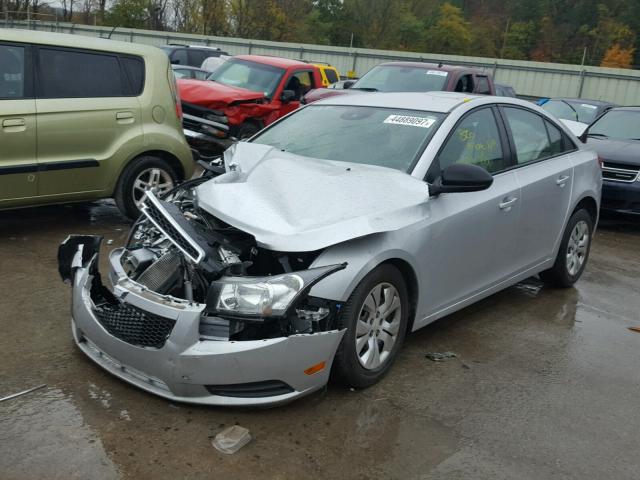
[425,2,472,55]
[601,44,634,68]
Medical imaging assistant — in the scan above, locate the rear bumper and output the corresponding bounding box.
[62,239,345,406]
[602,180,640,215]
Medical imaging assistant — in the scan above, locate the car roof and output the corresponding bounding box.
[171,65,206,71]
[608,106,640,112]
[376,62,485,73]
[313,91,485,112]
[1,29,162,57]
[550,98,616,106]
[233,55,311,68]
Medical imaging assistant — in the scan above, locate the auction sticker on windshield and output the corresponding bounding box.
[426,70,448,76]
[384,114,436,128]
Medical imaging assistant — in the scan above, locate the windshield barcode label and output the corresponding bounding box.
[384,115,436,128]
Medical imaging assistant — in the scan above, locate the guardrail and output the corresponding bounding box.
[2,19,640,104]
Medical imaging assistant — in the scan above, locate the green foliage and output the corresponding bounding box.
[98,0,639,67]
[425,2,471,55]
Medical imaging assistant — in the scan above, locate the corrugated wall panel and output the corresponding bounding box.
[3,21,640,104]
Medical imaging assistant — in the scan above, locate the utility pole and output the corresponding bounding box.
[500,18,510,59]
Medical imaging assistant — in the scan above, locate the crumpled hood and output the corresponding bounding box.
[195,143,430,252]
[587,137,640,167]
[177,79,265,106]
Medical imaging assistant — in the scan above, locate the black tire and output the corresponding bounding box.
[539,209,593,287]
[332,264,410,388]
[114,156,178,220]
[236,122,261,140]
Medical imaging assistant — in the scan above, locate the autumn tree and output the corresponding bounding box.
[425,2,472,55]
[601,44,635,68]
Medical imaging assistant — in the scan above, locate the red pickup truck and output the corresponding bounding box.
[303,62,496,104]
[178,55,323,147]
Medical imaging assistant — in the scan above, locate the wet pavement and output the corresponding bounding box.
[1,202,639,479]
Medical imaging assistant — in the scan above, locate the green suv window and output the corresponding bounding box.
[0,44,25,99]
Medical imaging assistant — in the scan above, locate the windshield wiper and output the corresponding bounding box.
[350,87,378,92]
[587,133,609,138]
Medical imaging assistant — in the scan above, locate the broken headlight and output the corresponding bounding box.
[206,264,347,318]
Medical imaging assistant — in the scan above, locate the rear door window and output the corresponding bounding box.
[37,48,124,98]
[171,48,188,65]
[503,107,558,164]
[0,44,26,99]
[189,49,214,67]
[474,75,491,94]
[120,55,145,95]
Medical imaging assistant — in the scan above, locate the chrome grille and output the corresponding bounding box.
[602,162,640,183]
[140,191,205,263]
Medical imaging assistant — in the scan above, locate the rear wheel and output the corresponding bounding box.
[539,209,593,287]
[332,264,409,388]
[115,156,177,220]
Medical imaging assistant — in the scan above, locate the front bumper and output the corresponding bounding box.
[62,239,345,406]
[602,179,640,215]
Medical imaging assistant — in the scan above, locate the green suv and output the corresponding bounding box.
[0,29,194,219]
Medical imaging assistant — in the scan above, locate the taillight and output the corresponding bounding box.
[174,77,183,120]
[168,67,182,120]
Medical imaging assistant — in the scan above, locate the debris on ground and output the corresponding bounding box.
[425,352,458,362]
[212,425,251,454]
[628,327,640,333]
[0,384,47,402]
[106,239,114,245]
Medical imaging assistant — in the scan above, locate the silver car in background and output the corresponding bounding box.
[58,92,601,406]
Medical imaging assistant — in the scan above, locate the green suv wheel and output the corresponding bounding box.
[115,156,177,220]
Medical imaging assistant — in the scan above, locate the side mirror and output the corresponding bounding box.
[343,80,355,89]
[429,163,494,196]
[281,90,297,103]
[578,130,588,144]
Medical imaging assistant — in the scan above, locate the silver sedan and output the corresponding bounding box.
[58,92,601,406]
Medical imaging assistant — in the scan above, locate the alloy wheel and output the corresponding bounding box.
[566,220,589,276]
[355,282,402,370]
[132,168,174,207]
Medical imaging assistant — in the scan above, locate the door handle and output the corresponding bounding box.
[556,175,570,186]
[2,118,26,127]
[116,111,134,122]
[499,196,518,211]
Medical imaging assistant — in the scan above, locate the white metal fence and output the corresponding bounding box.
[2,19,640,105]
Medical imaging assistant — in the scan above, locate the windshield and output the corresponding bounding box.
[588,110,640,140]
[542,99,602,124]
[207,59,284,97]
[252,105,445,172]
[353,65,449,92]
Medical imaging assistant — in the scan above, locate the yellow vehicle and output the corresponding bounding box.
[311,62,341,87]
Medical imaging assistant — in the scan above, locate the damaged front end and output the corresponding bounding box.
[58,184,346,406]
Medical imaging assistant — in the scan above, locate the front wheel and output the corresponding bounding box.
[539,209,593,287]
[332,264,409,388]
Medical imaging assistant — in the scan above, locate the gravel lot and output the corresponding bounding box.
[1,202,639,480]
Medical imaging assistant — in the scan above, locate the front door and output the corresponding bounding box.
[34,46,142,199]
[420,107,521,314]
[0,42,38,207]
[277,69,316,119]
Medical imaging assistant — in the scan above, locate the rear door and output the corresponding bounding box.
[500,106,576,269]
[35,46,143,198]
[0,42,38,206]
[422,106,521,312]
